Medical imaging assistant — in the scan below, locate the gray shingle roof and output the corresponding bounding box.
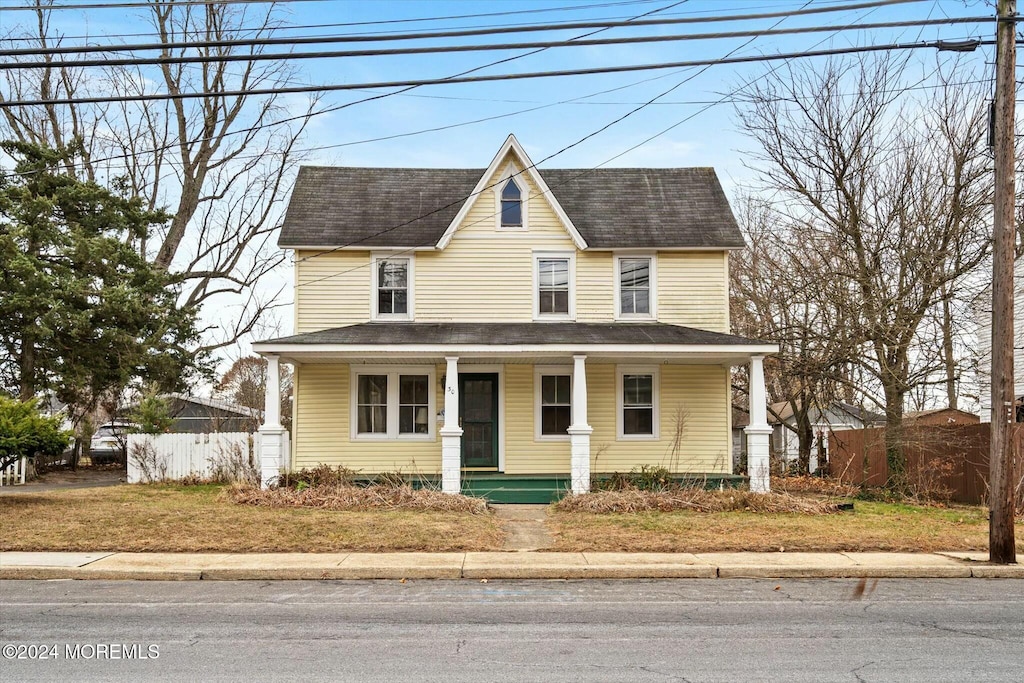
[258,322,766,347]
[279,166,744,249]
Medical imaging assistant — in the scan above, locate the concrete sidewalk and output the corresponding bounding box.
[1,550,1021,580]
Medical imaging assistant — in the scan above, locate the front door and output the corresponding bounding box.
[459,373,499,469]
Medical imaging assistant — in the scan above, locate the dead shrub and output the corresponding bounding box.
[129,440,169,483]
[555,488,841,514]
[277,464,357,489]
[225,482,489,514]
[208,440,259,486]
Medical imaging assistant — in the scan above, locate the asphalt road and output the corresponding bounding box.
[1,579,1022,682]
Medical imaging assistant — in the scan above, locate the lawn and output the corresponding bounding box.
[549,501,1024,553]
[0,484,504,553]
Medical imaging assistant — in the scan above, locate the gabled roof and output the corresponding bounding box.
[279,139,745,250]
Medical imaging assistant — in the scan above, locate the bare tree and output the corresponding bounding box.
[0,0,321,353]
[736,56,991,480]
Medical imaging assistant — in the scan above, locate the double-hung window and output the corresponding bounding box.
[617,368,659,439]
[616,255,655,319]
[535,252,574,319]
[352,367,435,439]
[536,371,572,439]
[373,255,412,320]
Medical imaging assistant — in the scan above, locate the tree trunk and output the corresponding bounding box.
[941,286,958,409]
[883,385,906,486]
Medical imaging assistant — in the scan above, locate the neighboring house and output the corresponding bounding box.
[145,394,262,434]
[976,257,1024,423]
[903,408,980,427]
[767,401,884,474]
[252,135,778,501]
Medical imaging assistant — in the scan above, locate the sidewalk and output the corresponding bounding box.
[2,551,1021,580]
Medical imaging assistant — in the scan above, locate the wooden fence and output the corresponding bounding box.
[126,432,259,484]
[829,423,1024,504]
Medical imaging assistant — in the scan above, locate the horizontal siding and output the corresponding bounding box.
[576,251,614,322]
[587,363,732,474]
[657,252,729,332]
[294,251,370,333]
[504,364,571,475]
[291,362,730,476]
[292,363,442,474]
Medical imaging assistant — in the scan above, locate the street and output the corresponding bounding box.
[1,579,1022,682]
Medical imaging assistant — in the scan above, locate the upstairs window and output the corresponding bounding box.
[500,178,523,227]
[373,255,413,320]
[537,256,571,317]
[616,255,655,319]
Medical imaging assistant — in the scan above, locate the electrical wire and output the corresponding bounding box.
[0,38,997,107]
[2,17,988,71]
[0,0,926,57]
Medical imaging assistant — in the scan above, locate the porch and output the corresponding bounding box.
[252,322,777,498]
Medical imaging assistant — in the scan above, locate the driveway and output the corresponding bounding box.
[0,468,124,495]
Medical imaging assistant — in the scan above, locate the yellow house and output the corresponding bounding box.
[253,134,777,502]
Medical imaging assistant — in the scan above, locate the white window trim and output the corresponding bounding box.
[616,365,660,441]
[350,365,436,441]
[370,252,414,321]
[532,250,576,321]
[614,253,657,320]
[493,163,529,232]
[534,365,573,442]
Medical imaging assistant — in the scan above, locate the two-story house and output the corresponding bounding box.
[252,135,777,502]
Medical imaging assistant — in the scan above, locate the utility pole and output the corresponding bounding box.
[990,0,1017,565]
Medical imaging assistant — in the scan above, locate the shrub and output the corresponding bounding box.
[556,488,841,514]
[277,464,357,489]
[0,397,70,471]
[129,393,174,434]
[594,465,674,492]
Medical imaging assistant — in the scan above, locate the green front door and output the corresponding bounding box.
[459,373,499,469]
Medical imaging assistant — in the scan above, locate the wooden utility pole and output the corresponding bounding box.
[990,0,1017,565]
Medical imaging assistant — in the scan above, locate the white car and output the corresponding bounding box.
[89,422,133,465]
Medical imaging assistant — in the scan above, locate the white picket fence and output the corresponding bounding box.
[0,456,28,486]
[126,432,259,484]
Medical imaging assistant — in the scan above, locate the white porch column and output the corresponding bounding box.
[744,355,772,493]
[567,354,593,494]
[440,356,463,495]
[259,354,289,489]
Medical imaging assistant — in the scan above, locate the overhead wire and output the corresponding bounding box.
[0,0,927,57]
[1,16,989,71]
[0,37,999,107]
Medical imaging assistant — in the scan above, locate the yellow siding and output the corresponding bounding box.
[504,365,571,474]
[292,361,730,476]
[294,251,370,333]
[415,159,577,322]
[586,364,732,474]
[657,252,730,332]
[576,251,614,322]
[291,363,442,473]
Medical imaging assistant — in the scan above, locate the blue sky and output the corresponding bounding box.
[11,0,996,194]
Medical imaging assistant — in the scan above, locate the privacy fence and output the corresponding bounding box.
[126,432,261,485]
[829,423,1024,504]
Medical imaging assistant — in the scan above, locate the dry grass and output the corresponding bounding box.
[227,483,489,514]
[555,489,840,514]
[550,500,1024,553]
[0,484,503,552]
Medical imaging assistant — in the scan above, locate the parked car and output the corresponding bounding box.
[89,422,133,465]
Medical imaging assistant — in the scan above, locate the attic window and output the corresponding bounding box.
[500,178,523,227]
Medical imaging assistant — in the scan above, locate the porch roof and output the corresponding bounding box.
[252,322,777,364]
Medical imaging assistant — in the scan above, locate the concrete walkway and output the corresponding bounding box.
[491,504,554,551]
[1,551,1021,580]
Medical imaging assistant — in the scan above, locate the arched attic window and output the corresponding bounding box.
[500,178,523,227]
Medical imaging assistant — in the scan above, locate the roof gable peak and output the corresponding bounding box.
[435,134,588,250]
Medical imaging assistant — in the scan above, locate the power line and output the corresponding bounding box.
[0,38,997,108]
[3,16,988,71]
[0,0,925,57]
[0,1,866,42]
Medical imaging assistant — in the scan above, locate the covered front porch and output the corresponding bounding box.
[252,322,777,499]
